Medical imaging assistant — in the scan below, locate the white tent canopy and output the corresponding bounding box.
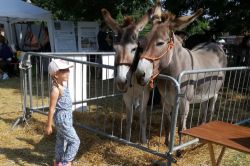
[0,0,55,51]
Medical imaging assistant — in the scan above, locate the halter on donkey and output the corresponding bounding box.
[135,5,227,146]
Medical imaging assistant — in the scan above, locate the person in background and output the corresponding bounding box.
[96,22,113,78]
[0,35,13,80]
[217,39,226,49]
[40,27,51,74]
[240,35,250,66]
[40,27,51,52]
[23,30,41,51]
[46,59,80,166]
[97,22,113,52]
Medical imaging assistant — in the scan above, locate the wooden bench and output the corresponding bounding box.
[181,121,250,166]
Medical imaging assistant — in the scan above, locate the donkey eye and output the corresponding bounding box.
[132,34,136,40]
[156,41,165,46]
[131,47,137,53]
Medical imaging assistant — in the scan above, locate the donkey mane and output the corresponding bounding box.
[121,16,134,28]
[161,12,176,22]
[151,11,176,25]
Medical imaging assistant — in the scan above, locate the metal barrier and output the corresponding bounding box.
[16,52,180,164]
[17,52,250,165]
[169,67,250,154]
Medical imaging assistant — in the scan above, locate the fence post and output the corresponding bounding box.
[12,53,32,128]
[167,78,181,166]
[28,54,33,110]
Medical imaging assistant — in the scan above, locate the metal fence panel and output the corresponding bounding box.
[18,52,181,164]
[18,52,250,165]
[171,67,250,152]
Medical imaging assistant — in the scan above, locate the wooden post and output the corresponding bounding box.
[216,147,226,166]
[208,143,216,166]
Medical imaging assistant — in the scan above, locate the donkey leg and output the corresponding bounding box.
[201,94,218,123]
[123,94,133,142]
[162,100,172,146]
[140,90,150,144]
[157,81,174,146]
[164,109,172,146]
[126,108,133,142]
[178,100,189,145]
[201,100,209,124]
[207,94,218,122]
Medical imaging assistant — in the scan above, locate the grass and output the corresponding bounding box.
[0,77,250,166]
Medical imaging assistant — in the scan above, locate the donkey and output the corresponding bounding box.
[101,7,154,144]
[135,8,227,145]
[240,35,250,66]
[185,28,217,49]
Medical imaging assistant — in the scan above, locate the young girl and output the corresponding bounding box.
[45,59,80,166]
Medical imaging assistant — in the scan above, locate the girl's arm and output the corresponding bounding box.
[45,86,59,135]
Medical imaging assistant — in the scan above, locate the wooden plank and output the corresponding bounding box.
[181,121,250,153]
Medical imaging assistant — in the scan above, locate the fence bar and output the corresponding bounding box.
[173,138,200,152]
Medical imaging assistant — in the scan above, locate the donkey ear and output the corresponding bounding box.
[170,8,203,30]
[121,16,134,28]
[135,7,154,33]
[152,0,162,23]
[101,8,121,34]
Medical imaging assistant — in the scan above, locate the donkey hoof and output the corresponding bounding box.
[141,139,147,145]
[152,160,167,166]
[176,150,183,157]
[164,139,169,146]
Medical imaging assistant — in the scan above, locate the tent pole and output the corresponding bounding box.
[7,18,14,45]
[46,19,55,52]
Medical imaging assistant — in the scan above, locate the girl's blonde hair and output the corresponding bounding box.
[52,76,64,96]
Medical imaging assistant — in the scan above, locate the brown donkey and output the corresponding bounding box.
[135,8,227,145]
[101,7,154,144]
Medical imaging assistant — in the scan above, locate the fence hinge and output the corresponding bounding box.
[166,152,177,163]
[19,54,32,70]
[177,93,185,98]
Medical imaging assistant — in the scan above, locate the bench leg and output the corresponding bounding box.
[208,143,226,166]
[216,146,226,166]
[208,143,216,166]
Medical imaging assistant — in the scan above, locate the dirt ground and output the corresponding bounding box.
[0,77,250,166]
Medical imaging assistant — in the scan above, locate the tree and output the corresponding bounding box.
[31,0,249,35]
[185,19,210,35]
[162,0,250,35]
[31,0,152,22]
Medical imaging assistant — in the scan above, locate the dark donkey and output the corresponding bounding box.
[101,7,154,144]
[135,8,227,145]
[184,28,217,49]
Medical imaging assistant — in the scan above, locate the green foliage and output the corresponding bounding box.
[116,10,124,25]
[31,0,249,35]
[32,0,117,21]
[163,0,250,35]
[185,20,210,35]
[31,0,153,22]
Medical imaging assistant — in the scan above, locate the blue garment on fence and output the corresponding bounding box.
[0,43,13,60]
[53,87,80,164]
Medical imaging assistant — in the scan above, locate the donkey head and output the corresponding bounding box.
[101,8,153,92]
[135,8,203,87]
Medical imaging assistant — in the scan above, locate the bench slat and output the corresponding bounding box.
[181,121,250,153]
